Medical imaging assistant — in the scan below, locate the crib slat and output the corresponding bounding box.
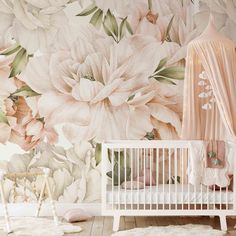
[124,148,127,210]
[181,149,184,210]
[174,148,177,210]
[187,149,190,210]
[130,148,133,210]
[207,184,209,210]
[150,148,153,210]
[137,148,140,210]
[144,148,146,210]
[214,185,216,210]
[168,148,171,210]
[162,148,165,209]
[226,186,228,210]
[201,184,203,210]
[156,148,159,210]
[112,149,114,210]
[220,187,222,210]
[118,148,121,210]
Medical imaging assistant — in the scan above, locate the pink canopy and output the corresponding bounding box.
[181,15,236,141]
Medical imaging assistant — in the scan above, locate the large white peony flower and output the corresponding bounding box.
[21,25,166,142]
[128,0,198,64]
[0,0,71,54]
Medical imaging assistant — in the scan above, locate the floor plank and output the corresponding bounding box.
[90,216,104,236]
[102,217,113,236]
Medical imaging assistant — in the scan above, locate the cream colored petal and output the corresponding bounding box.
[71,79,103,102]
[77,172,86,203]
[0,123,11,143]
[49,52,73,94]
[74,141,93,161]
[58,179,80,203]
[126,105,152,139]
[84,169,101,203]
[91,78,122,104]
[149,102,182,136]
[21,55,55,94]
[38,92,90,126]
[8,153,32,173]
[26,120,43,136]
[53,168,73,199]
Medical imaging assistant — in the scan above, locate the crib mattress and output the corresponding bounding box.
[106,184,233,204]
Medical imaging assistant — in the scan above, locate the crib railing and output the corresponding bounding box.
[101,140,235,215]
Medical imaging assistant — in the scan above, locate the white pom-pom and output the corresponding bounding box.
[202,103,212,110]
[198,80,206,86]
[198,92,208,98]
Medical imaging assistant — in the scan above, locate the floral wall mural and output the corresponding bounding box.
[0,0,234,203]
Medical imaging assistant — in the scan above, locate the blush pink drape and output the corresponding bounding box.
[181,16,236,141]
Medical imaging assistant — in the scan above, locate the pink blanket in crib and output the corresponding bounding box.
[206,140,225,169]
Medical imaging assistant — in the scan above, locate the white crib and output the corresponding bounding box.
[101,140,236,232]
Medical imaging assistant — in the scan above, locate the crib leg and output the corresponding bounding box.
[219,215,227,231]
[113,214,120,232]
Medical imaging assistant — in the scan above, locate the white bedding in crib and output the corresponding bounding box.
[188,141,236,187]
[107,184,233,204]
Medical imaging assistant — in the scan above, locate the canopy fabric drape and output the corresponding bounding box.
[181,16,236,141]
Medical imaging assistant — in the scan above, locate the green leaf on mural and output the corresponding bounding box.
[164,15,174,42]
[127,94,135,102]
[95,143,101,165]
[0,44,21,56]
[11,86,40,97]
[105,10,118,37]
[107,163,131,186]
[148,0,152,10]
[9,48,28,78]
[125,20,133,35]
[145,131,155,140]
[152,76,176,85]
[119,17,127,39]
[0,108,8,124]
[151,57,184,84]
[167,175,181,184]
[90,8,103,28]
[154,57,168,72]
[157,66,185,80]
[76,3,98,16]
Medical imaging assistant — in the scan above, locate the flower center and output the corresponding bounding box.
[146,11,158,24]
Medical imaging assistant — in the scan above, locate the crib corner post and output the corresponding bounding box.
[113,214,120,232]
[219,215,227,232]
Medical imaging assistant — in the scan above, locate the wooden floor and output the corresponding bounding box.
[1,216,236,235]
[68,216,236,236]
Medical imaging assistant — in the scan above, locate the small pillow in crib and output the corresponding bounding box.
[63,208,92,223]
[121,181,144,189]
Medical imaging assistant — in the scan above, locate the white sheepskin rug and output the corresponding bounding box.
[112,224,225,236]
[0,217,82,236]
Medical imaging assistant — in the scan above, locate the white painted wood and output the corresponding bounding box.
[219,215,227,232]
[113,214,120,232]
[101,140,236,232]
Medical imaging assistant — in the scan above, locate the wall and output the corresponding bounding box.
[0,0,235,206]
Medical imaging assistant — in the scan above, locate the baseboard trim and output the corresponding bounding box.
[0,203,101,216]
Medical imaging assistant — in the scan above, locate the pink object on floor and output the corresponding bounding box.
[63,208,92,223]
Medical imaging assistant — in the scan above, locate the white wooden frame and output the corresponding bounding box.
[0,168,58,233]
[101,140,236,232]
